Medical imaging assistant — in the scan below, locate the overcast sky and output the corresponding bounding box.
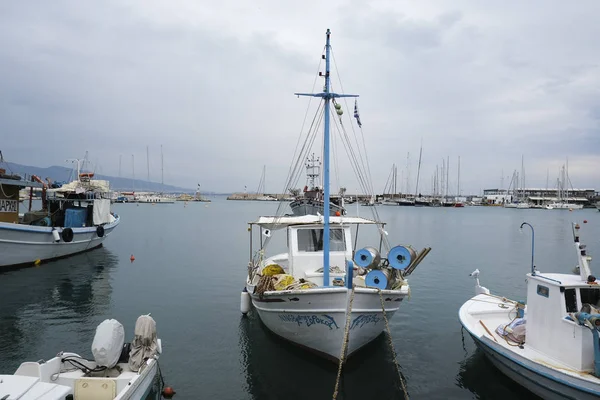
[1,1,599,194]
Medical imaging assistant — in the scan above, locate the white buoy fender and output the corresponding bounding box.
[241,288,251,315]
[52,229,60,242]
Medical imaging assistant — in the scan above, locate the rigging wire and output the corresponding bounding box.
[331,48,375,196]
[278,45,326,199]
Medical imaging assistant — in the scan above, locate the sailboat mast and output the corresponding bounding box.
[294,29,358,287]
[322,29,333,286]
[394,164,397,196]
[161,145,164,193]
[414,140,422,198]
[132,154,135,193]
[447,156,450,198]
[457,156,460,197]
[146,145,150,183]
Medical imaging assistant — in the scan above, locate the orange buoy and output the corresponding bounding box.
[335,211,341,216]
[162,386,176,399]
[34,259,42,266]
[130,254,135,263]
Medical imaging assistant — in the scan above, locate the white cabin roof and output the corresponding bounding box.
[528,272,599,288]
[250,215,382,230]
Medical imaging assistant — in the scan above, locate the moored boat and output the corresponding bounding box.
[0,315,164,400]
[0,159,120,268]
[241,29,431,361]
[289,154,345,216]
[459,221,600,399]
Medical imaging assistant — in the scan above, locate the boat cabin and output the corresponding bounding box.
[250,215,383,287]
[524,271,599,372]
[288,224,352,285]
[0,176,44,224]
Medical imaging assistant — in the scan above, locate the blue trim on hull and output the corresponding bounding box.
[0,215,120,234]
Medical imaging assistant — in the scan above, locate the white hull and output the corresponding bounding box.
[470,334,599,400]
[459,295,600,399]
[0,353,157,400]
[136,197,174,203]
[545,203,584,210]
[249,286,407,360]
[0,216,120,267]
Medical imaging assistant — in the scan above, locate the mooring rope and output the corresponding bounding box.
[255,275,275,299]
[332,286,356,399]
[378,289,409,400]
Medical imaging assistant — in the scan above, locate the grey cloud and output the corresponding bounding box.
[1,0,599,193]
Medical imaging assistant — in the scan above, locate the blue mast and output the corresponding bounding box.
[295,29,358,287]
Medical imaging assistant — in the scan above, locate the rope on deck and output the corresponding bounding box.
[332,286,356,399]
[378,289,409,400]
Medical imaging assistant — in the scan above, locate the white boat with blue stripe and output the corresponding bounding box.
[459,221,600,399]
[0,158,120,268]
[240,30,431,361]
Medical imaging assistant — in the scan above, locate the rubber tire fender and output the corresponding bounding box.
[96,225,105,238]
[62,227,74,243]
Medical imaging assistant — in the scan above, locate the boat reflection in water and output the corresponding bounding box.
[239,311,408,399]
[0,248,118,372]
[456,347,541,400]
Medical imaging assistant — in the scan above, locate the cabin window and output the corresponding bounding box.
[580,288,600,308]
[297,228,345,252]
[537,285,549,298]
[564,288,577,313]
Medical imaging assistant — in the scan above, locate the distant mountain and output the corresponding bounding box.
[2,162,193,193]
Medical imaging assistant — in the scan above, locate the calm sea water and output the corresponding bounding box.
[1,199,599,400]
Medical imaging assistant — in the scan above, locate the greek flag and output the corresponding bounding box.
[353,99,362,128]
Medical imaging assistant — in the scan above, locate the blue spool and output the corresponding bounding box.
[354,247,375,267]
[365,270,388,290]
[388,246,414,270]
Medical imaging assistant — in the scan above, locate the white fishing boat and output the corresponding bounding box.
[241,30,431,361]
[0,158,120,268]
[290,154,346,216]
[459,221,600,399]
[0,315,165,400]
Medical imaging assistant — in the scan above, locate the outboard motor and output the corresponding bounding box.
[91,319,125,369]
[128,314,159,372]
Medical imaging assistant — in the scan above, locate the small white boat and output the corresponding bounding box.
[545,202,584,210]
[459,221,600,399]
[135,194,175,204]
[0,315,163,400]
[0,161,120,268]
[242,30,431,361]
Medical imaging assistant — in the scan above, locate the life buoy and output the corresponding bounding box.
[61,227,74,243]
[96,225,105,237]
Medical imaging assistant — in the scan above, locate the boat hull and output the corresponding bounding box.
[249,286,407,360]
[0,216,120,267]
[545,203,584,210]
[468,333,599,400]
[115,359,158,400]
[459,296,600,400]
[290,198,345,216]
